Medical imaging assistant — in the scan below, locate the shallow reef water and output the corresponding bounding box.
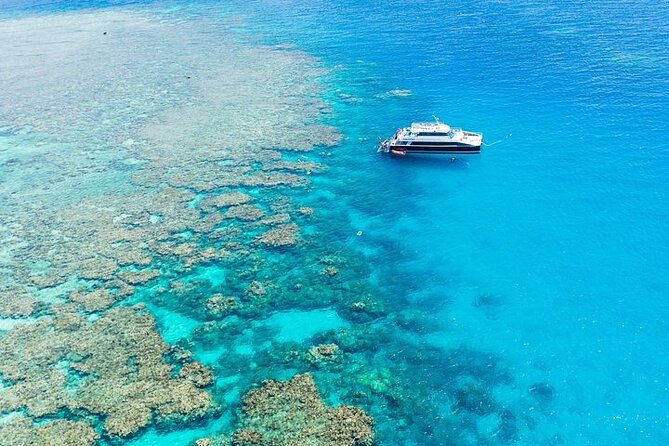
[0,6,402,445]
[1,1,669,446]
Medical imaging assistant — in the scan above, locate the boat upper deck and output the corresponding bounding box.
[409,121,452,134]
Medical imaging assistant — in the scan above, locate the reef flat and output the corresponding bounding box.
[0,8,351,444]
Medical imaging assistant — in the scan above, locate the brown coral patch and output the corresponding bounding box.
[320,266,339,277]
[118,268,160,285]
[270,196,293,213]
[199,192,253,212]
[232,428,263,445]
[254,224,299,247]
[178,362,214,388]
[0,287,36,317]
[78,257,119,281]
[223,205,266,222]
[297,207,314,217]
[0,306,212,438]
[68,288,115,312]
[245,281,267,299]
[206,294,238,316]
[235,373,373,446]
[261,160,324,173]
[0,416,98,446]
[259,213,291,226]
[306,343,341,364]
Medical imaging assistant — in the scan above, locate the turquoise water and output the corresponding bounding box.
[236,1,669,442]
[1,0,668,445]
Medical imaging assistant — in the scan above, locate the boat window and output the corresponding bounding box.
[417,132,451,136]
[410,141,461,145]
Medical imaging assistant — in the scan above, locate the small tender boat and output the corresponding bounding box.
[379,118,483,155]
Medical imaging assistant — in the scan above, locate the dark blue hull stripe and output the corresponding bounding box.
[394,150,481,155]
[390,145,481,154]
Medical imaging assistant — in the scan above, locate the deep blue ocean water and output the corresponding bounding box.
[1,0,668,445]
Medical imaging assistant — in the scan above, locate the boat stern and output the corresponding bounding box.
[461,130,483,148]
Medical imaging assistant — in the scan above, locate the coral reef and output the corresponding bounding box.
[223,205,266,222]
[240,374,373,446]
[297,206,314,217]
[355,368,393,394]
[206,294,238,316]
[179,361,215,388]
[320,266,339,277]
[199,192,253,212]
[231,429,263,445]
[0,7,352,446]
[245,281,267,299]
[68,288,115,312]
[117,268,161,285]
[0,306,213,437]
[0,416,98,446]
[255,224,299,247]
[261,160,324,173]
[199,373,374,446]
[0,287,36,317]
[306,343,341,364]
[259,213,291,226]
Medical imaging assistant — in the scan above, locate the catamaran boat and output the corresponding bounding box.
[379,118,483,155]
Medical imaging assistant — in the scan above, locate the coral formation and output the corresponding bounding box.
[306,343,341,364]
[231,429,263,445]
[0,415,98,446]
[259,213,291,226]
[320,266,339,277]
[199,373,373,446]
[355,368,393,394]
[0,7,350,445]
[206,294,238,316]
[223,205,266,222]
[199,192,253,212]
[179,361,214,388]
[0,287,36,317]
[255,224,299,247]
[0,306,212,437]
[297,206,314,217]
[261,160,324,173]
[117,268,160,285]
[68,288,115,312]
[240,374,373,446]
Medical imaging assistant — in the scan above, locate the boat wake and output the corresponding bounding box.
[482,133,512,147]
